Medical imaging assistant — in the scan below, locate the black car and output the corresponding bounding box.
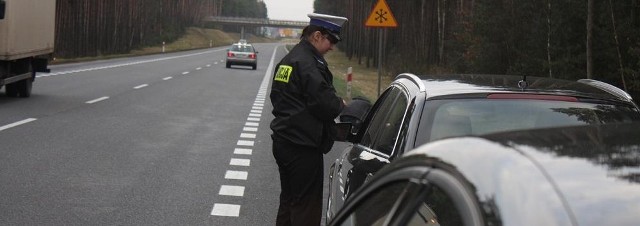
[328,122,640,226]
[326,73,640,220]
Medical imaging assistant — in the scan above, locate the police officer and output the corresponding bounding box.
[270,13,348,226]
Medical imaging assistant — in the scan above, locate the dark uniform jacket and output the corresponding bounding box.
[270,39,344,153]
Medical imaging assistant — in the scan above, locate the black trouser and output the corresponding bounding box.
[272,136,324,226]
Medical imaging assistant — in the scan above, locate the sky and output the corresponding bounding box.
[262,0,314,21]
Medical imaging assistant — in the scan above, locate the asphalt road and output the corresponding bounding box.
[0,43,345,225]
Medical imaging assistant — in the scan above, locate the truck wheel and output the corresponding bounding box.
[16,62,34,97]
[16,78,33,97]
[5,83,19,97]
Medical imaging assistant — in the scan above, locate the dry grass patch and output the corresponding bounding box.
[325,49,393,101]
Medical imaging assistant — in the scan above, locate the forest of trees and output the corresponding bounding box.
[317,0,640,98]
[53,0,639,98]
[54,0,266,58]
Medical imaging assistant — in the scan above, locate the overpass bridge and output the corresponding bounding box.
[202,16,308,29]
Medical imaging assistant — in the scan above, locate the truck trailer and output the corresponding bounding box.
[0,0,55,97]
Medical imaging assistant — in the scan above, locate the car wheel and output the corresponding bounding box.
[226,62,231,68]
[252,64,257,70]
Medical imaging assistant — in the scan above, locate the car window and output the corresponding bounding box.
[338,181,410,226]
[425,99,640,142]
[360,87,406,155]
[360,87,400,146]
[230,45,254,52]
[370,92,409,155]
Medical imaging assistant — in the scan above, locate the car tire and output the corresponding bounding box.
[226,62,231,68]
[252,64,257,70]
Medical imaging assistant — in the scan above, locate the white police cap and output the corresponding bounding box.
[308,13,348,41]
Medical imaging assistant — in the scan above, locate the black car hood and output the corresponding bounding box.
[406,123,640,226]
[483,123,640,226]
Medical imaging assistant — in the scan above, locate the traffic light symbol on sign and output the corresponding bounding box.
[365,0,398,27]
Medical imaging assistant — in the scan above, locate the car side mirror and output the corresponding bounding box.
[0,0,6,20]
[335,122,356,142]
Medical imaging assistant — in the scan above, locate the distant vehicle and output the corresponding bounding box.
[226,43,257,70]
[328,122,640,226]
[238,39,247,44]
[326,73,640,220]
[0,0,55,97]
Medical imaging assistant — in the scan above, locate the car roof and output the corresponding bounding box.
[404,122,640,225]
[394,74,633,103]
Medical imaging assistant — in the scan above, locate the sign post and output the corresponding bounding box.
[365,0,397,97]
[346,67,353,101]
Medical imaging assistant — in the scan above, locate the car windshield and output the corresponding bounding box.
[423,99,640,141]
[231,45,253,52]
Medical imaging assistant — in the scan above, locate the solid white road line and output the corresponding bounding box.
[37,50,221,77]
[225,170,248,180]
[230,158,251,166]
[219,185,245,197]
[211,204,240,216]
[0,118,37,132]
[86,96,109,104]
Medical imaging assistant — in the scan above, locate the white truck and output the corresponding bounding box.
[0,0,55,97]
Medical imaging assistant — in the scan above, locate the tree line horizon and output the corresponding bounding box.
[54,0,639,99]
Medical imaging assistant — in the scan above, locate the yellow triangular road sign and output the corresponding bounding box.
[365,0,398,27]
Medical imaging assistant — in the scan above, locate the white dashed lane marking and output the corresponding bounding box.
[0,118,37,132]
[133,84,148,89]
[230,158,251,166]
[237,140,255,147]
[211,45,279,218]
[219,185,245,197]
[240,133,256,139]
[86,96,110,104]
[225,170,248,180]
[243,127,258,132]
[211,204,241,217]
[234,148,253,155]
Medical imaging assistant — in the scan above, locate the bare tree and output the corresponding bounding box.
[586,0,594,79]
[546,0,552,77]
[608,0,627,91]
